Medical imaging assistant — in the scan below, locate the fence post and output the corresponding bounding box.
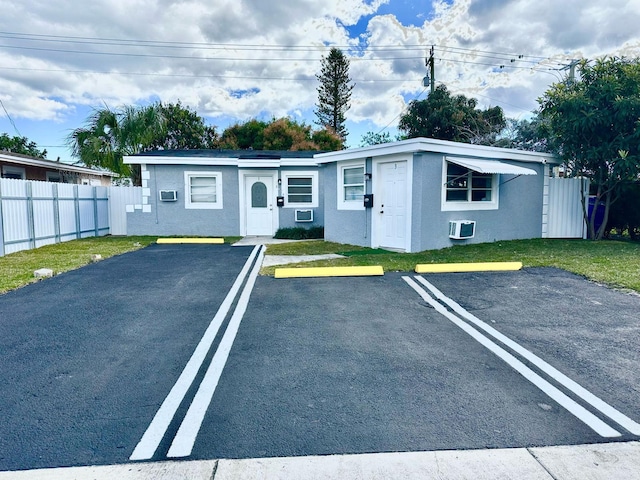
[53,183,61,244]
[26,181,36,249]
[93,186,99,237]
[0,180,5,256]
[74,185,81,239]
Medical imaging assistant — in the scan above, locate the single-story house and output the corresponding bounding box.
[0,150,115,185]
[124,138,561,251]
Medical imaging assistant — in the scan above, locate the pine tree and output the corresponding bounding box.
[314,48,354,142]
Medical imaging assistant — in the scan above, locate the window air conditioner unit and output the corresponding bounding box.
[449,220,475,239]
[159,190,177,202]
[295,209,313,222]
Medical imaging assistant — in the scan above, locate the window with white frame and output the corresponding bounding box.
[2,165,26,179]
[442,161,498,211]
[338,162,365,210]
[184,171,223,209]
[281,171,318,207]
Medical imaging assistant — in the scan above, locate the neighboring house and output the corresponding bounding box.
[123,138,562,251]
[124,150,324,237]
[0,150,115,185]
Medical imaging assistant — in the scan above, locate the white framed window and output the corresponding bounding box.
[337,161,365,210]
[281,171,318,207]
[2,165,26,179]
[441,161,498,211]
[46,171,62,183]
[184,171,223,209]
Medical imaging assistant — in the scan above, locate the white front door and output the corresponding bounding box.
[245,175,275,235]
[376,161,408,250]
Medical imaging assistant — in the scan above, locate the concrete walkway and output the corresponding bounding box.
[233,236,345,267]
[3,442,639,479]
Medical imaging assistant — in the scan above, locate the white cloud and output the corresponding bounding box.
[0,0,639,150]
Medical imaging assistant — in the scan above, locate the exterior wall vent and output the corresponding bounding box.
[295,209,313,222]
[449,220,475,239]
[159,190,177,202]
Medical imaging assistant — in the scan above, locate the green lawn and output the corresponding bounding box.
[0,236,240,294]
[3,237,639,295]
[264,239,640,293]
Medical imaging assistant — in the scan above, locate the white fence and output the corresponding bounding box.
[0,178,141,256]
[543,176,588,239]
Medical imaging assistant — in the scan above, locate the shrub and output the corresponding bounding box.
[274,226,324,240]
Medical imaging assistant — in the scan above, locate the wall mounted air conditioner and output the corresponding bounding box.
[159,190,177,202]
[295,209,313,222]
[449,220,475,239]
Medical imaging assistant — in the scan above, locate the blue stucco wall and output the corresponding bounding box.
[323,161,373,248]
[411,152,545,252]
[126,164,241,236]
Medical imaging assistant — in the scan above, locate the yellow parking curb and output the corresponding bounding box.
[275,266,384,278]
[415,262,523,273]
[157,238,224,244]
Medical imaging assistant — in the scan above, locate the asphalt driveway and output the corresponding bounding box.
[0,245,638,473]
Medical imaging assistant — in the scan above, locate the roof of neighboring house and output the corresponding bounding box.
[125,149,325,167]
[0,150,117,177]
[314,137,559,165]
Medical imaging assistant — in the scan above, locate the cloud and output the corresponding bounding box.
[1,0,639,152]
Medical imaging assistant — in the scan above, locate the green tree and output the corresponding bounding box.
[538,57,640,240]
[315,47,354,142]
[68,104,166,184]
[149,102,218,150]
[398,85,506,145]
[219,118,342,151]
[495,116,553,152]
[219,119,268,149]
[0,133,47,158]
[359,131,395,147]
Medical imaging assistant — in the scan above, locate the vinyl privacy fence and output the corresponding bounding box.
[0,178,141,256]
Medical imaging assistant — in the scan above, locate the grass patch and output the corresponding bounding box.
[262,238,640,292]
[0,235,241,294]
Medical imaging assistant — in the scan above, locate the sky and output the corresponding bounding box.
[1,0,640,164]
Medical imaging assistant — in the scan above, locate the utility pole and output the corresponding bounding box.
[425,45,435,94]
[561,59,581,84]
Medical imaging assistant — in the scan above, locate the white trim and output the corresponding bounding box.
[441,158,500,212]
[1,165,26,179]
[238,170,279,236]
[124,155,319,168]
[184,171,223,209]
[281,170,318,208]
[371,156,413,252]
[315,137,557,165]
[337,160,366,211]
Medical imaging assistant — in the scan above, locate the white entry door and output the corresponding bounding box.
[245,175,275,235]
[376,161,408,250]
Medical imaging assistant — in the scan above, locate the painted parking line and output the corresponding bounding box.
[167,246,265,458]
[414,276,640,436]
[403,276,622,438]
[415,262,522,273]
[130,245,262,461]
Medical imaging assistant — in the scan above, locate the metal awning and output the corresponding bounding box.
[446,157,537,175]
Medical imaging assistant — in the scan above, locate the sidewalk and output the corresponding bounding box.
[2,442,639,480]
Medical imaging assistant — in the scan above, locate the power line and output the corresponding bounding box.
[0,99,22,137]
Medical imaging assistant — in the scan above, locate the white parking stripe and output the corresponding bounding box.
[402,276,621,438]
[129,245,262,461]
[167,246,265,458]
[415,275,640,436]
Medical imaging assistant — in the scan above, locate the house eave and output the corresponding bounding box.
[0,151,116,176]
[314,137,559,165]
[124,156,320,168]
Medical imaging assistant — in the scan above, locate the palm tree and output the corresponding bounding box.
[69,104,166,185]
